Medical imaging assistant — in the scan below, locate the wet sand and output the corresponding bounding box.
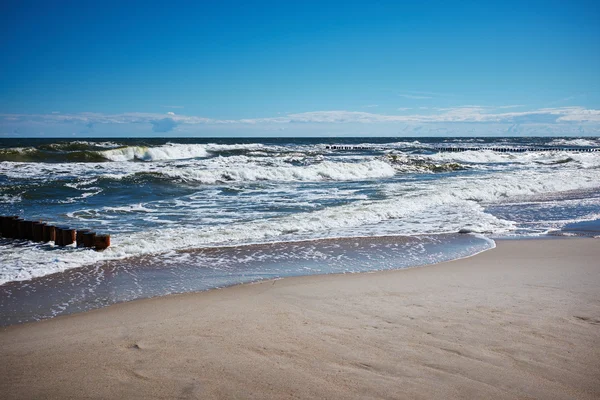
[0,234,492,326]
[1,238,599,399]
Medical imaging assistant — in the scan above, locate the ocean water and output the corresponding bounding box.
[1,136,600,324]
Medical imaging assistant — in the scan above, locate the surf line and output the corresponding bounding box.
[0,216,110,251]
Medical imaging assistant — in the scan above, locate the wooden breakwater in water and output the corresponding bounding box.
[0,216,110,251]
[325,145,600,152]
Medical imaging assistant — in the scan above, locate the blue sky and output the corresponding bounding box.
[1,0,599,137]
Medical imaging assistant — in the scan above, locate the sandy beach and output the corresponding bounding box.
[1,238,599,399]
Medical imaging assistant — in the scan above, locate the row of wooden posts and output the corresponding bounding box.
[0,216,110,250]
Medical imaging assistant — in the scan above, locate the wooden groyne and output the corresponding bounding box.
[325,145,600,152]
[0,216,110,251]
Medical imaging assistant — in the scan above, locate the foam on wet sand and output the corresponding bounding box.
[1,238,599,399]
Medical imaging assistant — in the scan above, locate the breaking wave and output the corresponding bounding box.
[101,143,210,161]
[548,138,600,147]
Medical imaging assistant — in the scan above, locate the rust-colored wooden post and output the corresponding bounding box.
[82,232,96,248]
[32,222,45,242]
[43,225,56,242]
[94,234,110,251]
[62,228,76,246]
[76,229,90,247]
[54,227,64,246]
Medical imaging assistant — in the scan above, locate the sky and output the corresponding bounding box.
[1,0,599,137]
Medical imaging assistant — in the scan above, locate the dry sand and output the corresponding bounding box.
[1,238,599,399]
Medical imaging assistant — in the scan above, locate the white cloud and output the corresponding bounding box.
[2,106,600,131]
[496,104,525,109]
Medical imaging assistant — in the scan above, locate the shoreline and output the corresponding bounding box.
[2,238,600,399]
[0,232,493,326]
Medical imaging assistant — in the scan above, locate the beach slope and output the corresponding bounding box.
[1,239,599,399]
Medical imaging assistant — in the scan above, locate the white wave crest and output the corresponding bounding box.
[101,143,211,161]
[160,159,396,183]
[548,138,600,147]
[428,149,600,168]
[204,143,267,151]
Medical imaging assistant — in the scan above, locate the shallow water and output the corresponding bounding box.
[0,234,493,326]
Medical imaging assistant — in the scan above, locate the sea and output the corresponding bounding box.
[1,136,600,325]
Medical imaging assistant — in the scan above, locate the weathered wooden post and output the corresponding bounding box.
[94,234,110,251]
[0,216,14,237]
[18,220,33,240]
[54,227,64,246]
[76,229,90,247]
[62,228,76,246]
[82,231,96,248]
[43,225,56,242]
[25,220,35,240]
[16,219,25,239]
[9,217,21,239]
[32,222,45,242]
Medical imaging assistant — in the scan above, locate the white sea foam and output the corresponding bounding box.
[46,141,122,150]
[160,159,396,183]
[3,164,599,285]
[3,140,600,285]
[98,142,287,162]
[548,138,600,147]
[101,143,211,161]
[427,149,600,168]
[101,204,158,213]
[0,157,397,184]
[204,143,267,152]
[0,194,22,203]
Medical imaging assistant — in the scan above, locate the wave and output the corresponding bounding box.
[0,156,398,187]
[38,141,122,152]
[101,159,398,184]
[4,148,599,187]
[0,143,213,163]
[0,147,107,162]
[548,138,600,147]
[0,142,288,163]
[100,143,211,161]
[4,138,599,164]
[427,149,600,168]
[385,154,466,172]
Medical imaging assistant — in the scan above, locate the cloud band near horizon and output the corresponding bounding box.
[2,105,600,136]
